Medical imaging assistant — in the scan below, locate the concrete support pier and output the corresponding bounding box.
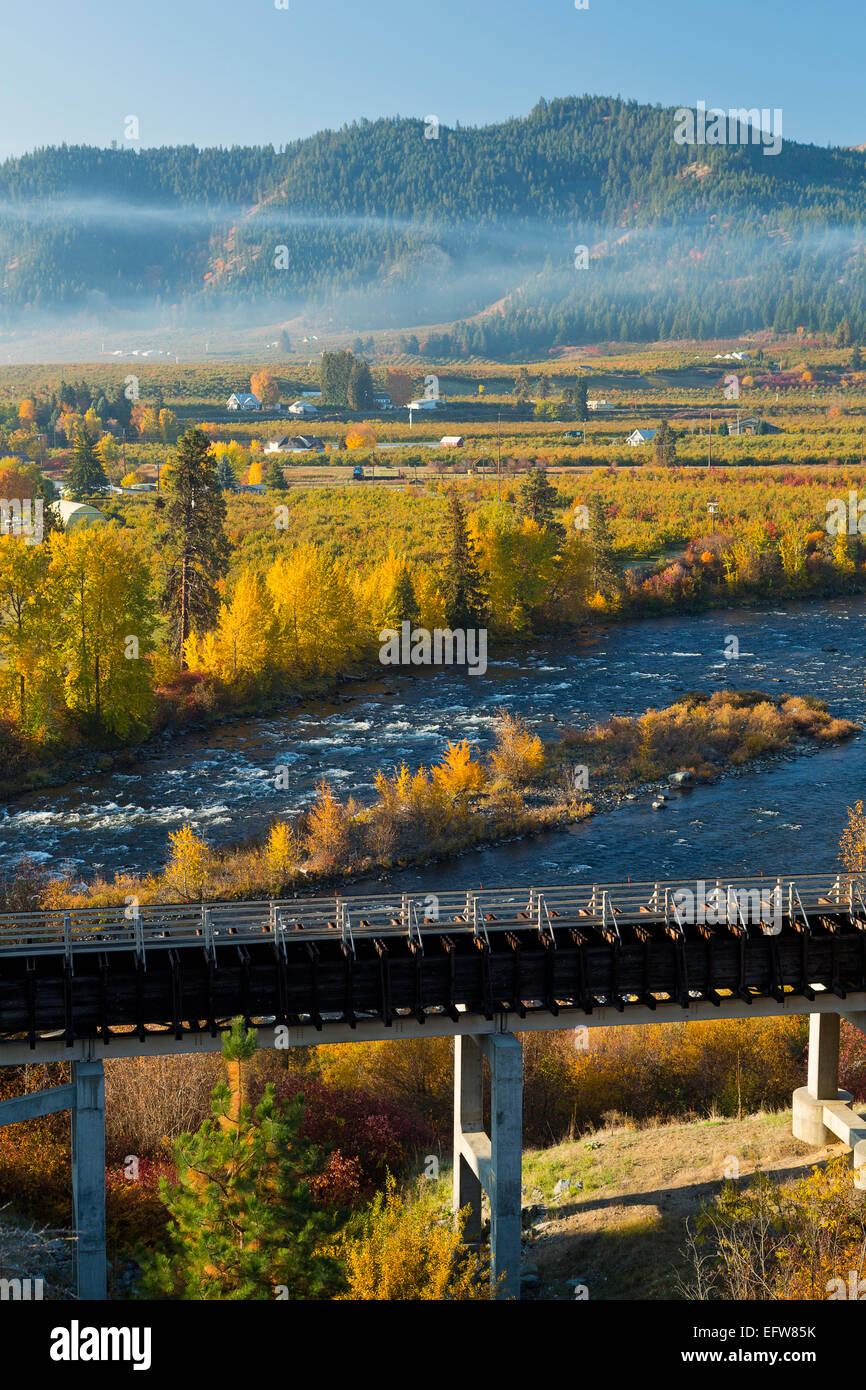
[71,1060,107,1300]
[0,1058,106,1299]
[792,1012,852,1146]
[453,1032,523,1298]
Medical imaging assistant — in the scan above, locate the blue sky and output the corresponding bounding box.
[0,0,862,159]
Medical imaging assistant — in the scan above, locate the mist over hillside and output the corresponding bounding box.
[2,94,866,361]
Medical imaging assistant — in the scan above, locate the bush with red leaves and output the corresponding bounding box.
[271,1075,434,1206]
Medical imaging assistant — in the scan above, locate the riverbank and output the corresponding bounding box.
[23,691,857,913]
[6,558,866,807]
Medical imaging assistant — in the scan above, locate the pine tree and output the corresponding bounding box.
[347,359,374,411]
[137,1019,342,1300]
[575,377,588,421]
[440,493,488,627]
[588,495,620,599]
[265,458,288,492]
[160,428,232,660]
[215,456,237,491]
[389,566,418,625]
[654,420,678,468]
[516,466,563,534]
[66,425,108,500]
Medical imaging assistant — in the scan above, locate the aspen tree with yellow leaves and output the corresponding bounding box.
[0,538,63,736]
[49,525,157,737]
[489,711,545,786]
[264,821,298,882]
[267,545,360,678]
[304,779,351,871]
[165,822,211,901]
[431,740,485,797]
[200,569,278,680]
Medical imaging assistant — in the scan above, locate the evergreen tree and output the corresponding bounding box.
[137,1019,342,1300]
[160,428,231,660]
[440,493,488,627]
[588,495,620,599]
[215,456,237,491]
[347,359,375,411]
[384,566,419,626]
[66,425,108,499]
[513,368,531,400]
[265,458,288,492]
[654,420,678,468]
[319,350,355,407]
[516,466,563,534]
[575,377,588,421]
[852,344,863,370]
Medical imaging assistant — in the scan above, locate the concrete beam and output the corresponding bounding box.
[458,1131,492,1190]
[3,986,866,1065]
[0,1083,75,1126]
[71,1061,106,1302]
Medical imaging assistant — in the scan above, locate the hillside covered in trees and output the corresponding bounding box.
[3,95,866,352]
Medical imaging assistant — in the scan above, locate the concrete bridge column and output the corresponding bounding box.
[71,1060,107,1301]
[793,1012,851,1146]
[453,1034,484,1244]
[453,1032,523,1299]
[484,1033,523,1297]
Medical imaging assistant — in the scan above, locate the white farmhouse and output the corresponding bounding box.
[226,393,262,412]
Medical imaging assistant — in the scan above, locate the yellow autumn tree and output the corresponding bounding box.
[247,459,264,486]
[0,537,63,737]
[840,801,866,881]
[304,779,351,872]
[354,550,418,632]
[250,370,279,406]
[264,821,297,881]
[344,424,377,450]
[266,546,360,678]
[165,822,212,901]
[212,569,278,680]
[48,524,157,737]
[489,711,545,786]
[431,740,485,797]
[97,434,120,465]
[413,565,447,630]
[336,1174,496,1301]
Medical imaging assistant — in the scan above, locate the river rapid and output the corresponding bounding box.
[2,596,864,893]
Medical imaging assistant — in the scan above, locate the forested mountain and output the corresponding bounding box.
[2,95,866,354]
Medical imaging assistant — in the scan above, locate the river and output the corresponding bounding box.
[3,596,864,890]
